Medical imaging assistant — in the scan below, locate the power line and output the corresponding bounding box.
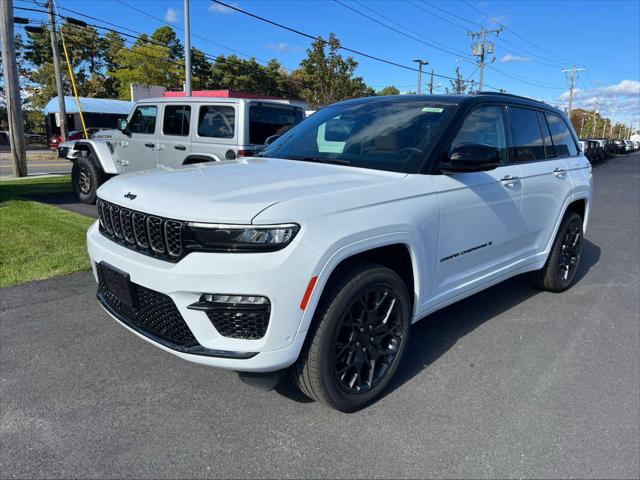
[461,0,581,66]
[209,0,480,85]
[335,0,469,58]
[487,64,566,89]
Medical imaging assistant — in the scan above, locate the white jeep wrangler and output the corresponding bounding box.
[88,93,592,411]
[61,96,305,203]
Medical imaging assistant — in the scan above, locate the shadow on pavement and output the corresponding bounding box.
[275,239,601,408]
[26,191,97,219]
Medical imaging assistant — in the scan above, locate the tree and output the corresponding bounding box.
[294,33,374,108]
[446,67,473,95]
[377,85,400,96]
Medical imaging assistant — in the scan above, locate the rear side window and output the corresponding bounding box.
[545,113,578,157]
[249,104,304,145]
[128,105,157,134]
[450,105,508,164]
[198,105,235,139]
[163,105,191,136]
[508,107,545,162]
[537,111,555,158]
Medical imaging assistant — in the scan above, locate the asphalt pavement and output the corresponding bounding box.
[1,153,639,479]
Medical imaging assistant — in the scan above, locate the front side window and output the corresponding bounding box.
[163,105,191,136]
[260,101,456,173]
[508,107,545,162]
[450,105,508,164]
[198,105,235,139]
[128,105,157,134]
[546,112,578,157]
[249,104,304,145]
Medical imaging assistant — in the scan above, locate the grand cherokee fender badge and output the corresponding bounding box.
[124,192,137,200]
[440,241,493,263]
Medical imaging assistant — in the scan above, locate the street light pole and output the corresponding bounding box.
[184,0,192,96]
[413,59,428,95]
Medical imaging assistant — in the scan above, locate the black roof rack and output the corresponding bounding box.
[476,91,541,102]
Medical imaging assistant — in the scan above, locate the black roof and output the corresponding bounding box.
[333,92,565,115]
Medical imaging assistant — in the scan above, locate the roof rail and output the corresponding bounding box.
[476,91,540,102]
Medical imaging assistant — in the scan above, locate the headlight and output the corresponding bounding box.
[184,223,300,252]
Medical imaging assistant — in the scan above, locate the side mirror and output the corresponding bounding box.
[264,134,281,147]
[118,119,130,136]
[444,143,500,173]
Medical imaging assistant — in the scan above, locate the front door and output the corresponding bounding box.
[432,104,527,301]
[119,104,159,172]
[157,104,192,168]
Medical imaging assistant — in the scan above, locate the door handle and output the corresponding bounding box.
[144,143,155,148]
[553,167,567,178]
[174,145,186,151]
[500,175,519,187]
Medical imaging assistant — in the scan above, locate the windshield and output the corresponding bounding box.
[260,100,456,173]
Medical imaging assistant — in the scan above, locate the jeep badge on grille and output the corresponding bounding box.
[124,192,137,200]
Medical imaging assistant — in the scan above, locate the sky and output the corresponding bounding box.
[16,0,640,125]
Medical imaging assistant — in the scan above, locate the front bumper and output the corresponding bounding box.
[87,222,320,372]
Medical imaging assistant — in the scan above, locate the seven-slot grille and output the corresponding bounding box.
[97,198,183,261]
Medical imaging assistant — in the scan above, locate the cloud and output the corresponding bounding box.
[500,53,531,64]
[558,80,640,121]
[265,42,301,53]
[209,2,238,14]
[164,7,179,23]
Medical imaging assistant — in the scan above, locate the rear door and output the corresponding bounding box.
[433,104,526,298]
[119,104,159,172]
[510,107,575,263]
[157,104,192,168]
[191,103,238,161]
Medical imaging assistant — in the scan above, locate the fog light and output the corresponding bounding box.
[201,294,269,305]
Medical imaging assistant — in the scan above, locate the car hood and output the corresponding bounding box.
[96,157,406,223]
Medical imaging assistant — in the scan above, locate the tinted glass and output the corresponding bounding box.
[128,105,157,134]
[249,104,304,145]
[198,105,235,138]
[546,112,578,157]
[260,101,456,173]
[451,105,507,164]
[537,111,555,158]
[509,107,545,162]
[162,105,191,136]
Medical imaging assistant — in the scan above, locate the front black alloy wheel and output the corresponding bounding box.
[292,262,411,412]
[72,155,106,204]
[333,286,404,395]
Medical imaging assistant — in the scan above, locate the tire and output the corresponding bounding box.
[72,155,105,204]
[292,261,411,412]
[531,211,583,292]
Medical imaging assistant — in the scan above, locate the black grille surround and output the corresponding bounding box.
[97,199,184,261]
[96,264,257,359]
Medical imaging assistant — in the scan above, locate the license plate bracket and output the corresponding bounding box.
[100,262,137,308]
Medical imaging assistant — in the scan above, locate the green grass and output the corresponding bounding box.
[0,176,94,288]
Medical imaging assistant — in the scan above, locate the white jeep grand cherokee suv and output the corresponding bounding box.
[87,93,592,411]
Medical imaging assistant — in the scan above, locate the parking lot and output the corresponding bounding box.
[1,154,638,478]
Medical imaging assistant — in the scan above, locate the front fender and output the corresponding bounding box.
[72,140,119,174]
[296,230,425,334]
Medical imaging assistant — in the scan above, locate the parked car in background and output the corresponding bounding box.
[60,97,306,204]
[87,93,592,411]
[49,128,107,150]
[613,139,627,153]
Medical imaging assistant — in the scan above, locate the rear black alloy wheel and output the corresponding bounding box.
[333,286,404,395]
[292,262,411,412]
[531,211,583,292]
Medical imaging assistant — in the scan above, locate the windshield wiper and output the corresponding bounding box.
[283,156,351,166]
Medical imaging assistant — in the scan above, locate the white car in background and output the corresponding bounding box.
[61,97,305,203]
[87,93,592,411]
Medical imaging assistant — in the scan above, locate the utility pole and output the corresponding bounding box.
[413,59,428,95]
[580,115,585,137]
[469,26,503,91]
[561,65,585,118]
[0,0,27,177]
[591,106,598,137]
[429,70,434,94]
[47,0,68,141]
[183,0,192,95]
